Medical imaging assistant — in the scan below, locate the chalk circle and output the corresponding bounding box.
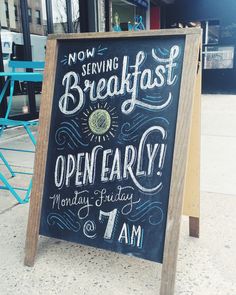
[88,109,111,135]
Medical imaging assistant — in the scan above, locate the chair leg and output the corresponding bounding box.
[0,126,5,138]
[0,78,36,203]
[0,173,25,204]
[24,126,37,146]
[24,178,33,203]
[0,79,10,140]
[5,80,15,119]
[0,151,15,177]
[0,79,10,105]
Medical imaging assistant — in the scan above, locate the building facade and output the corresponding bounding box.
[108,0,236,94]
[3,0,235,121]
[165,0,236,94]
[0,0,44,35]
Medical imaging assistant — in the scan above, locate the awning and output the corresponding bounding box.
[126,0,149,9]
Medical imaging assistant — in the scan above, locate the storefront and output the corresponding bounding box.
[111,0,149,31]
[0,0,168,120]
[103,0,163,32]
[165,0,236,94]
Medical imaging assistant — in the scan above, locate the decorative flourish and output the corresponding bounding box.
[60,55,68,65]
[97,45,108,56]
[142,94,170,104]
[157,48,170,57]
[83,220,97,239]
[127,200,164,226]
[47,210,81,232]
[118,115,169,144]
[152,45,180,66]
[55,120,89,150]
[152,45,180,63]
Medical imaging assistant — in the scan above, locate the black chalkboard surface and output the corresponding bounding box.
[39,35,185,263]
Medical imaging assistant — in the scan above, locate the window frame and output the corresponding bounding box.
[35,9,41,25]
[28,7,32,23]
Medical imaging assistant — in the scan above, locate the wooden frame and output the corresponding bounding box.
[24,28,201,295]
[183,52,202,238]
[160,30,201,295]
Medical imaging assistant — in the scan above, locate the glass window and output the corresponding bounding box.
[28,8,32,23]
[203,20,220,45]
[5,1,9,19]
[203,46,235,69]
[14,5,18,21]
[112,0,146,31]
[35,10,41,25]
[97,0,106,32]
[53,0,80,33]
[220,23,236,41]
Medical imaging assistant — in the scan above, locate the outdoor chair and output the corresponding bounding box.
[0,60,44,203]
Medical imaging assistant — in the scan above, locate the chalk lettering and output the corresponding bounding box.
[58,46,180,115]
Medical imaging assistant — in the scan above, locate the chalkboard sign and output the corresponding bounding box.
[39,35,184,263]
[25,29,201,294]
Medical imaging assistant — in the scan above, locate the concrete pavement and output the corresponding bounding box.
[0,95,236,295]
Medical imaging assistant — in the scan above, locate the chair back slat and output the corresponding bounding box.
[8,61,45,70]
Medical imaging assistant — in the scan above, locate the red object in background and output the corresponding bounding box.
[150,7,161,29]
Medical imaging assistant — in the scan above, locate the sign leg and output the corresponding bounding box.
[24,239,38,267]
[189,216,199,238]
[24,198,41,267]
[24,39,58,267]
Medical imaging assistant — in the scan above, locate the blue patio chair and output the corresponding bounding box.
[0,60,44,203]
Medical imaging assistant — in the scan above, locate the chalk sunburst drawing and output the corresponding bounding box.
[82,103,118,143]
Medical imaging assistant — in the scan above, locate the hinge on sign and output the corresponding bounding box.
[197,46,201,74]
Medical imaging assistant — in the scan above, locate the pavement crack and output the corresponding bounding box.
[201,190,236,198]
[202,134,236,138]
[0,203,20,215]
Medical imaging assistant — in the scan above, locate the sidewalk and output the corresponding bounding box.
[0,95,236,295]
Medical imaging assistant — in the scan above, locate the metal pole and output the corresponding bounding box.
[66,0,73,33]
[79,0,98,32]
[45,0,54,34]
[105,0,111,32]
[79,0,89,32]
[20,0,32,61]
[20,0,36,118]
[88,0,98,32]
[0,23,7,117]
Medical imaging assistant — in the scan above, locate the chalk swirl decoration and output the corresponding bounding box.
[118,114,169,144]
[47,210,81,232]
[55,120,89,150]
[128,200,164,226]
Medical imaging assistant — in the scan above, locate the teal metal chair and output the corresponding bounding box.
[0,60,44,203]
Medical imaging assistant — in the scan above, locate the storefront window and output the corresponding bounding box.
[203,20,220,45]
[112,0,147,31]
[203,46,234,69]
[97,0,106,32]
[220,23,236,41]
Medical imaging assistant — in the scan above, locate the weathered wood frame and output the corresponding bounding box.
[183,48,202,238]
[24,28,201,295]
